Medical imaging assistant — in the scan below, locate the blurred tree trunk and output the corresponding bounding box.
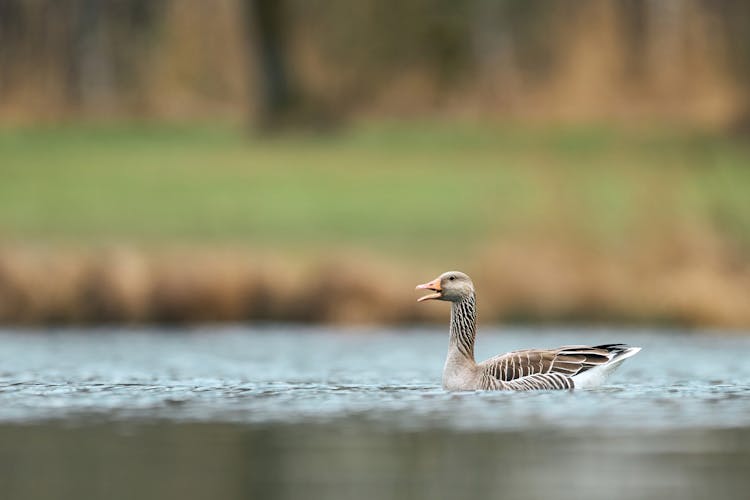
[68,0,115,112]
[717,0,750,136]
[241,0,336,132]
[60,0,160,117]
[242,0,296,130]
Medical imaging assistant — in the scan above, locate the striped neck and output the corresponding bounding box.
[449,293,476,361]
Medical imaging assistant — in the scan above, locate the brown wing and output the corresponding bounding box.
[496,372,574,391]
[479,345,620,382]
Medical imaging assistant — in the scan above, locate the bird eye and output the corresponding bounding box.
[449,276,455,281]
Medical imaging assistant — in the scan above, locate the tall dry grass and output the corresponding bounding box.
[2,225,749,328]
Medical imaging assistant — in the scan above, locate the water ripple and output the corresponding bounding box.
[1,326,750,430]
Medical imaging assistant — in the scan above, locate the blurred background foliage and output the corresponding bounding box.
[1,0,750,127]
[0,0,749,327]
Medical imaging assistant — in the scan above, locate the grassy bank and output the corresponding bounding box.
[2,123,749,253]
[1,123,749,326]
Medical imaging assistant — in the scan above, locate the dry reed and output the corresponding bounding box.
[2,228,749,328]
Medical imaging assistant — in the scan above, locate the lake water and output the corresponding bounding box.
[1,326,749,500]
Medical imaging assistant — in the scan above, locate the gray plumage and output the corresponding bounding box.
[417,271,641,391]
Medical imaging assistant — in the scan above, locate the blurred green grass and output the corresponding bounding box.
[1,122,749,258]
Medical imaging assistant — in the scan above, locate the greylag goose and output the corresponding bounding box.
[416,271,641,391]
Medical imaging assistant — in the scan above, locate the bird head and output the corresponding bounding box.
[416,271,474,303]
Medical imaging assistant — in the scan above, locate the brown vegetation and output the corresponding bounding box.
[1,0,749,128]
[2,226,749,328]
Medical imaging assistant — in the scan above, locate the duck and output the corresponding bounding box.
[416,271,641,391]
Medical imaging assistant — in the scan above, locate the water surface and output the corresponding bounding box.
[1,326,749,500]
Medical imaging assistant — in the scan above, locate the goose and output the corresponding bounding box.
[416,271,641,391]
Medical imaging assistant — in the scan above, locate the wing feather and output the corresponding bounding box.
[495,372,574,391]
[479,345,622,382]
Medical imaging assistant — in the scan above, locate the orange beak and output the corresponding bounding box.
[416,278,442,302]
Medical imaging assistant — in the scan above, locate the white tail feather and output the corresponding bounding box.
[572,347,641,389]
